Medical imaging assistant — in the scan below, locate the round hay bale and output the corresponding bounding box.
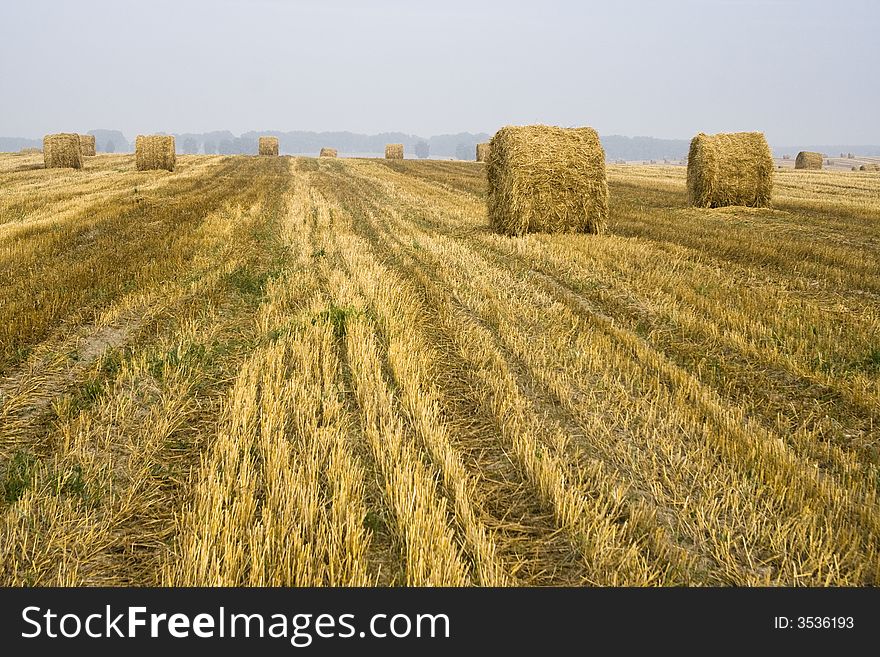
[136,135,176,172]
[385,144,404,159]
[43,133,83,169]
[794,151,822,170]
[79,134,96,157]
[319,148,338,157]
[686,132,773,208]
[259,136,279,156]
[476,143,490,162]
[486,124,608,236]
[860,163,880,172]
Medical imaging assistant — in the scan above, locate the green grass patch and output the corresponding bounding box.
[1,450,38,504]
[313,304,361,339]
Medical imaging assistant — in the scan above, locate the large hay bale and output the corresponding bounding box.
[486,125,608,236]
[43,133,83,169]
[385,143,404,159]
[686,132,773,208]
[794,151,822,170]
[259,136,279,156]
[476,143,490,162]
[79,134,96,157]
[135,135,176,171]
[860,163,880,172]
[319,148,338,157]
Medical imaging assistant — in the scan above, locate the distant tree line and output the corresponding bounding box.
[6,130,879,160]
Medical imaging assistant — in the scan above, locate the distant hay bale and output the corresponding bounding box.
[259,136,279,156]
[686,131,773,208]
[135,135,176,171]
[319,148,338,157]
[43,133,83,169]
[79,134,96,156]
[476,143,490,162]
[860,163,880,171]
[486,124,608,236]
[19,147,41,154]
[385,144,404,159]
[794,151,822,170]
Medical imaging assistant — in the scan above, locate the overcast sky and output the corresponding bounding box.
[1,0,878,144]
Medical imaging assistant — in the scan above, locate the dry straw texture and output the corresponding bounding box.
[43,133,83,169]
[486,125,608,236]
[476,143,490,162]
[136,135,176,172]
[385,144,404,159]
[795,151,822,170]
[79,134,96,157]
[259,136,279,156]
[687,132,773,207]
[319,148,338,158]
[859,163,880,172]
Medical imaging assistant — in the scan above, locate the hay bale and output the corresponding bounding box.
[319,148,338,157]
[385,144,404,159]
[476,143,490,162]
[486,124,608,236]
[43,133,83,169]
[135,135,176,171]
[794,151,822,170]
[79,134,96,157]
[259,136,279,156]
[860,163,880,171]
[686,132,773,208]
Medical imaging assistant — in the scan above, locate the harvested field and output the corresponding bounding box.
[1,153,879,586]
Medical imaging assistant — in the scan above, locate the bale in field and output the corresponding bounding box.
[476,143,490,162]
[686,132,773,208]
[486,124,608,236]
[79,134,96,156]
[860,163,880,171]
[385,144,404,159]
[319,148,338,157]
[794,151,822,170]
[259,136,279,156]
[135,135,176,171]
[43,133,83,169]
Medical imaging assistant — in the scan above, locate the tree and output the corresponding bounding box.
[455,142,471,160]
[182,138,198,154]
[203,141,215,155]
[414,140,429,159]
[105,140,115,153]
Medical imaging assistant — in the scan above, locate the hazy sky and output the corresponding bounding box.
[2,0,878,144]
